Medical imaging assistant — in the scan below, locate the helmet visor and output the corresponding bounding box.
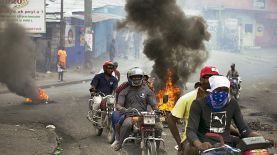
[130,75,143,86]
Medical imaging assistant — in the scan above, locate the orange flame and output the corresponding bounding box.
[156,69,181,112]
[24,88,48,103]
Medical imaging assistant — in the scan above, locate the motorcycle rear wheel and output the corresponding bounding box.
[95,127,103,136]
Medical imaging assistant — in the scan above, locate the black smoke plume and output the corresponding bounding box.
[0,5,38,100]
[121,0,210,89]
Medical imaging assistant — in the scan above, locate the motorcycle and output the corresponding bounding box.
[87,92,115,143]
[201,133,276,155]
[229,77,241,100]
[121,108,165,155]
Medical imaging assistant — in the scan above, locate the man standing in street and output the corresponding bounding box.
[57,46,67,81]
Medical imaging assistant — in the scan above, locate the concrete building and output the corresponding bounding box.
[183,0,277,50]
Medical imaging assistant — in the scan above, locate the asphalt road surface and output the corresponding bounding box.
[0,49,277,155]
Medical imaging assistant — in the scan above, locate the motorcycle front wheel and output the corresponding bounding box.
[89,110,103,136]
[143,140,157,155]
[106,119,115,143]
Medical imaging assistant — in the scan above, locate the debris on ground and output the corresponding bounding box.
[46,125,56,130]
[248,120,276,131]
[53,137,63,155]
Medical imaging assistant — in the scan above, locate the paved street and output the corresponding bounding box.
[0,49,277,155]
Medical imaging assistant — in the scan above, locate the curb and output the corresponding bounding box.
[0,79,92,95]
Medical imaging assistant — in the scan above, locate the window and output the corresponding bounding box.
[245,24,253,33]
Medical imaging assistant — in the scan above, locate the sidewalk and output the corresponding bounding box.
[0,57,155,94]
[0,68,94,94]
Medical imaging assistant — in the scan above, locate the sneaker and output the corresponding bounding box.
[113,143,122,151]
[46,71,51,74]
[111,140,119,148]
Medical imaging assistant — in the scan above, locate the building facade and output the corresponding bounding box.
[184,0,277,50]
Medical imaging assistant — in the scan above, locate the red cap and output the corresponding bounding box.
[200,66,219,78]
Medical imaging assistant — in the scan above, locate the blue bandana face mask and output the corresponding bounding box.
[206,91,229,112]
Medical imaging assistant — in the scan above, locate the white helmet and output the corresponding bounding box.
[127,67,144,87]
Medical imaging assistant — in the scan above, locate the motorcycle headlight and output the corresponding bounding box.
[143,115,156,125]
[93,96,102,104]
[107,97,115,105]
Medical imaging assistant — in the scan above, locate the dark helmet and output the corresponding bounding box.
[231,63,235,68]
[127,67,144,87]
[113,62,118,68]
[143,74,149,81]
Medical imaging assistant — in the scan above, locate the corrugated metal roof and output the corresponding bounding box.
[46,12,123,23]
[46,0,125,13]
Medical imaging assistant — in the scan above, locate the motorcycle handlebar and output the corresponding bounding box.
[90,91,106,97]
[201,145,224,154]
[124,108,162,116]
[154,110,163,115]
[102,95,114,99]
[205,133,224,145]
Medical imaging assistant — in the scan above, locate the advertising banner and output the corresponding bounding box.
[253,0,265,9]
[65,25,75,47]
[0,0,46,33]
[85,28,93,51]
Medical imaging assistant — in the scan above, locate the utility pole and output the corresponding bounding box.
[60,0,64,47]
[84,0,93,69]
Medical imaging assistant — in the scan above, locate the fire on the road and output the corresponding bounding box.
[24,88,48,103]
[156,69,181,112]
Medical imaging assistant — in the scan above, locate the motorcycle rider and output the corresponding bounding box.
[143,74,155,91]
[226,63,239,79]
[110,72,155,148]
[167,66,220,155]
[185,75,261,154]
[89,60,118,96]
[113,61,120,82]
[113,67,162,151]
[226,63,241,89]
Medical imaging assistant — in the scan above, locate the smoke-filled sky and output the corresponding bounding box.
[0,5,39,100]
[121,0,210,89]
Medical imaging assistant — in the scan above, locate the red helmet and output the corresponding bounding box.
[103,60,114,70]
